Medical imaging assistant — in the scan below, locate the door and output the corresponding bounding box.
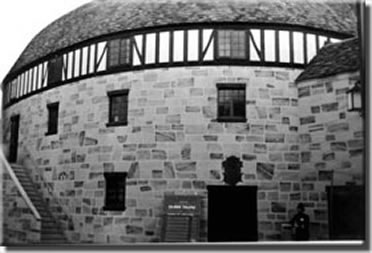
[9,115,20,163]
[207,185,258,242]
[327,185,365,240]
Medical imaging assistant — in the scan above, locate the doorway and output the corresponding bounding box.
[327,185,365,240]
[9,115,20,163]
[207,185,258,242]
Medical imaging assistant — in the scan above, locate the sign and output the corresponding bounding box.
[164,195,201,215]
[162,195,201,242]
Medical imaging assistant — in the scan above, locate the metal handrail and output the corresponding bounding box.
[0,150,41,221]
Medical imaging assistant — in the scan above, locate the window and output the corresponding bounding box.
[217,30,246,59]
[107,89,129,126]
[104,172,127,211]
[217,84,246,122]
[159,32,170,63]
[173,30,184,62]
[107,38,131,68]
[293,32,304,64]
[46,102,59,135]
[47,57,63,85]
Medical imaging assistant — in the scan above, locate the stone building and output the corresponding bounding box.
[1,0,364,244]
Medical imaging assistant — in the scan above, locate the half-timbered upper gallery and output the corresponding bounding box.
[1,0,365,244]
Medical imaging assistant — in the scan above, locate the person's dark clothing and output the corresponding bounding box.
[290,212,310,240]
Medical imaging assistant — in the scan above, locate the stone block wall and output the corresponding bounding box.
[4,65,350,243]
[297,71,363,240]
[2,170,41,244]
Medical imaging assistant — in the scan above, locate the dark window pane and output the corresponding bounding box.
[108,91,128,125]
[217,86,246,121]
[219,103,231,117]
[47,103,59,134]
[47,57,63,85]
[108,38,131,68]
[109,39,120,66]
[120,39,131,65]
[104,173,127,211]
[233,101,246,117]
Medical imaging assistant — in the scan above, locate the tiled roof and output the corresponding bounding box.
[295,38,360,82]
[7,0,357,77]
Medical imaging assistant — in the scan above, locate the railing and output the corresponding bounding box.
[0,149,41,221]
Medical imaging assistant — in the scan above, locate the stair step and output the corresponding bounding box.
[13,173,31,178]
[42,229,64,234]
[40,240,67,244]
[42,235,66,240]
[18,182,36,188]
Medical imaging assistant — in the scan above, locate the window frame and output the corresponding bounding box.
[103,172,127,211]
[216,30,247,60]
[107,89,129,127]
[46,102,59,135]
[216,83,247,122]
[107,37,132,69]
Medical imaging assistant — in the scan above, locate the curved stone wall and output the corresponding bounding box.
[5,65,362,243]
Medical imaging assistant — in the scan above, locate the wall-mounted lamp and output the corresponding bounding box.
[347,80,362,113]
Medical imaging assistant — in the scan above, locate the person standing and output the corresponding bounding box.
[290,203,310,240]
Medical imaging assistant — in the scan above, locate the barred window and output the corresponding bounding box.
[217,84,246,122]
[107,90,129,127]
[104,172,127,211]
[218,30,246,59]
[108,38,131,67]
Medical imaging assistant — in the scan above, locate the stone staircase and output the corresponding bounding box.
[11,164,68,244]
